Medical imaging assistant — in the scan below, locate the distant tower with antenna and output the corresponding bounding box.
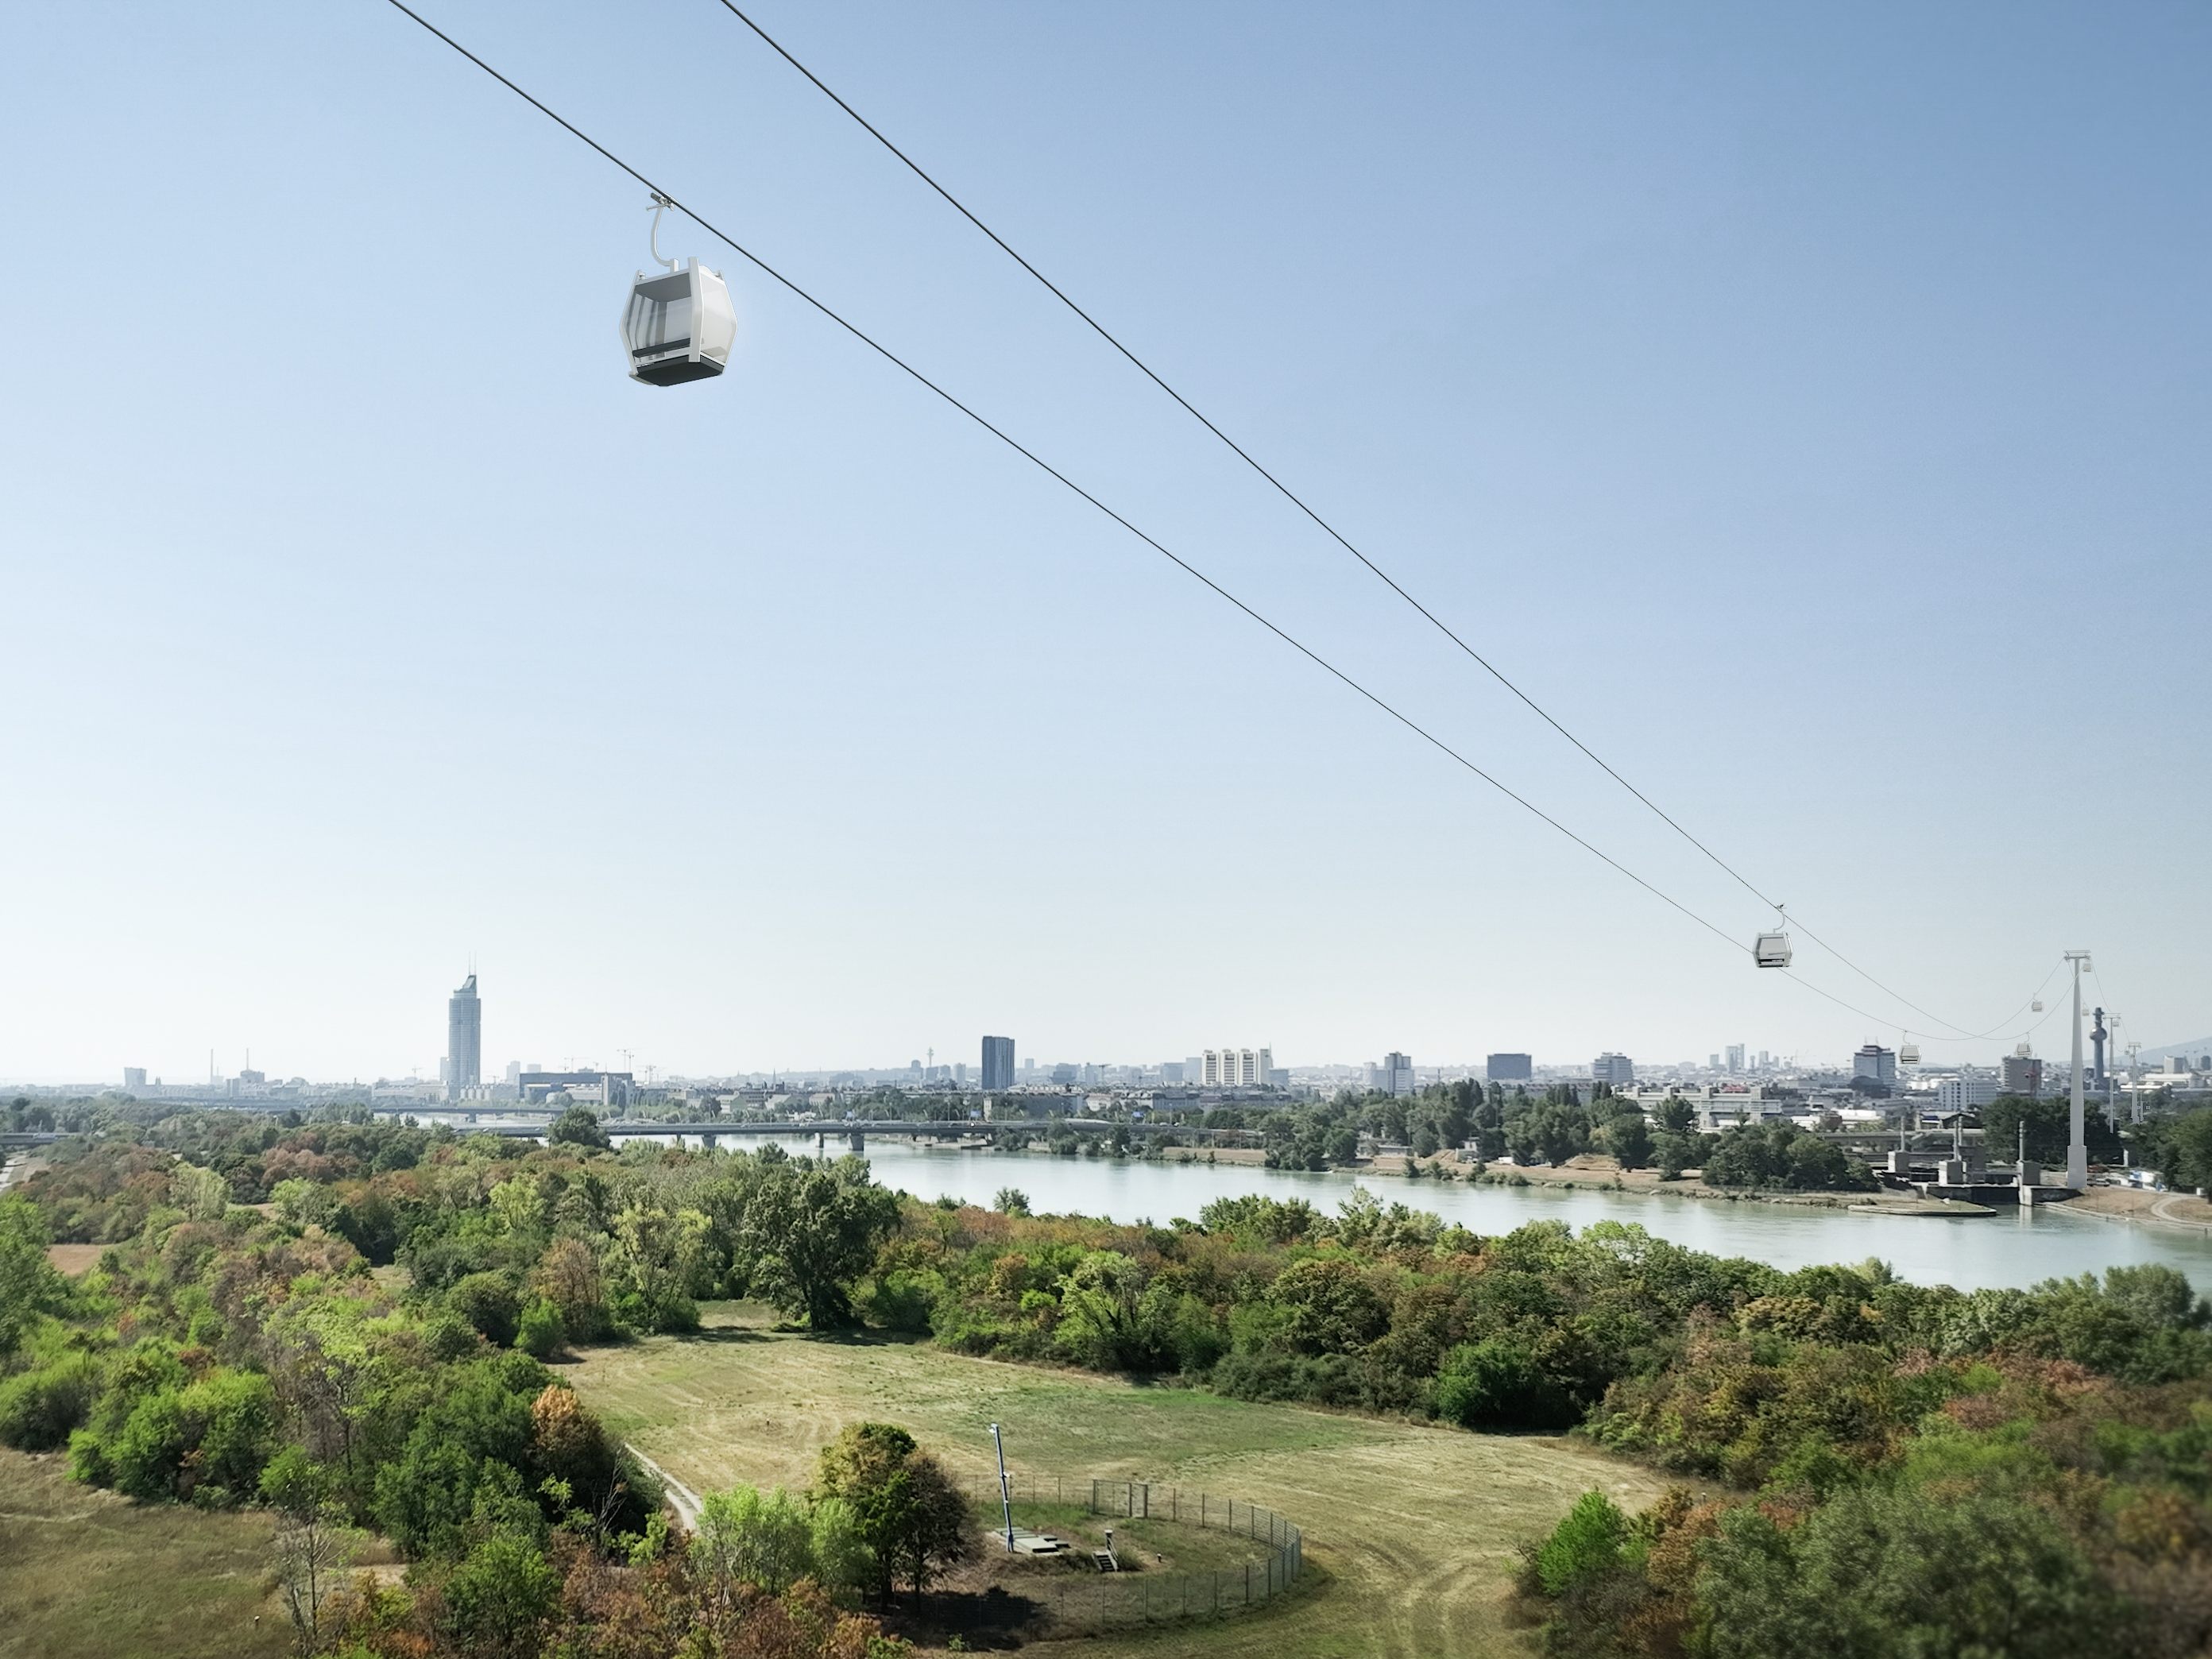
[446,973,481,1104]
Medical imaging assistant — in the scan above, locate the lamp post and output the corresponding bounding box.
[988,1422,1014,1551]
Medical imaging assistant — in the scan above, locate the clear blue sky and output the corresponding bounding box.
[2,2,2205,1083]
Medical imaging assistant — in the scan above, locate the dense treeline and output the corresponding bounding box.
[0,1116,922,1656]
[10,1101,2212,1657]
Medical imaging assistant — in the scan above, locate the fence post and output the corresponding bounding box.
[1245,1562,1251,1606]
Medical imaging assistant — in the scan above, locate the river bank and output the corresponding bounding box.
[2067,1186,2212,1239]
[1154,1147,1992,1216]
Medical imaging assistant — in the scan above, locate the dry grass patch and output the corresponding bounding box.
[0,1448,290,1659]
[567,1303,1676,1659]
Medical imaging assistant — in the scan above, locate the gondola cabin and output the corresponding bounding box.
[622,258,736,386]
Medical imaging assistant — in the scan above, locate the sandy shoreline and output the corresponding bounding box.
[1149,1147,1992,1216]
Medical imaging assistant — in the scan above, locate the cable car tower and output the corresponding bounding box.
[621,194,737,385]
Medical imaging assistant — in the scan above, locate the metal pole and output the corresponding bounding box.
[2066,952,2091,1189]
[988,1422,1014,1551]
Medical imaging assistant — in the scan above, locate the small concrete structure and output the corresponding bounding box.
[1008,1529,1067,1556]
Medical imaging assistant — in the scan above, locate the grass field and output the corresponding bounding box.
[567,1304,1680,1659]
[0,1448,291,1659]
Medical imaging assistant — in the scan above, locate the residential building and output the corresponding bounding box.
[2000,1054,2044,1096]
[1486,1052,1533,1082]
[1592,1052,1635,1088]
[446,973,481,1103]
[122,1067,147,1090]
[1725,1044,1746,1073]
[980,1035,1015,1092]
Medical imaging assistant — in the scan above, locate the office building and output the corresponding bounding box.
[122,1066,147,1091]
[446,973,481,1103]
[1486,1052,1533,1082]
[980,1035,1015,1092]
[1853,1045,1897,1089]
[1591,1052,1635,1088]
[1725,1043,1746,1073]
[1366,1052,1415,1096]
[1936,1073,2001,1113]
[2000,1054,2044,1096]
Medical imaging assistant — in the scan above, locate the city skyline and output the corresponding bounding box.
[16,961,2196,1093]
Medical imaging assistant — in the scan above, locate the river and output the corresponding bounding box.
[620,1131,2212,1295]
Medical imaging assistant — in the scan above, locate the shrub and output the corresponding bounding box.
[1534,1490,1627,1597]
[451,1272,523,1348]
[1434,1340,1576,1429]
[515,1297,566,1359]
[0,1351,100,1450]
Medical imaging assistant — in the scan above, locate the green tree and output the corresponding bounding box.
[261,1448,356,1656]
[739,1157,900,1330]
[1605,1112,1655,1171]
[814,1422,978,1601]
[514,1297,566,1359]
[1435,1339,1574,1429]
[1696,1486,2120,1659]
[547,1107,612,1151]
[1534,1489,1626,1596]
[0,1197,67,1357]
[438,1532,560,1659]
[992,1187,1031,1216]
[691,1483,818,1603]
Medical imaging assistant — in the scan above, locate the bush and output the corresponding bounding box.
[1434,1340,1576,1429]
[0,1351,100,1450]
[451,1272,524,1348]
[439,1531,560,1659]
[514,1297,565,1359]
[1534,1490,1627,1597]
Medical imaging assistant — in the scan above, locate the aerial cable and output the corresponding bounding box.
[377,0,1744,964]
[375,0,2047,1046]
[706,1,2047,1042]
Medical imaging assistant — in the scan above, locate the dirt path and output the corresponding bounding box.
[2065,1186,2212,1236]
[625,1444,704,1527]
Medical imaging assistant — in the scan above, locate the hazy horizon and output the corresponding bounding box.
[3,2,2206,1082]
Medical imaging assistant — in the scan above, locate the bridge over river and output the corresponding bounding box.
[452,1118,1232,1150]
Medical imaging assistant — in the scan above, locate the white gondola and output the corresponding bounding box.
[1753,931,1792,969]
[1900,1042,1921,1065]
[2031,998,2044,1013]
[621,195,736,387]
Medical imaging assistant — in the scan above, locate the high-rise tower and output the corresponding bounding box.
[447,973,481,1102]
[980,1034,1015,1092]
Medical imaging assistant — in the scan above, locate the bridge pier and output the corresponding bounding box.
[849,1130,865,1152]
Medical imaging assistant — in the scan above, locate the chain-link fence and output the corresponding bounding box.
[957,1471,1305,1631]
